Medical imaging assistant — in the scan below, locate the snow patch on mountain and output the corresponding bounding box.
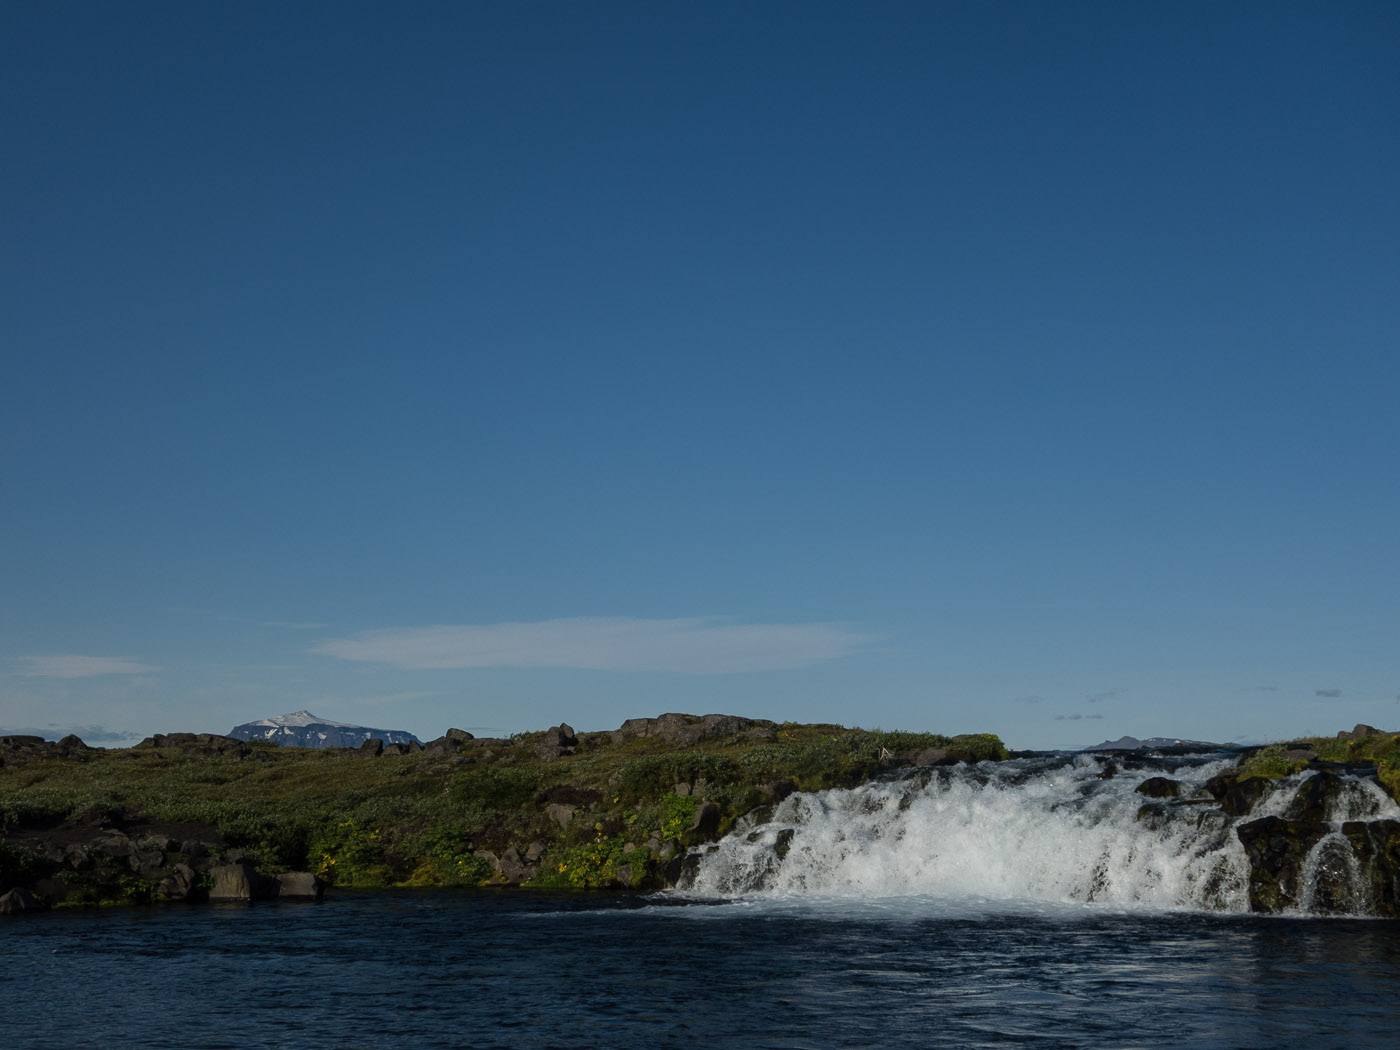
[228,711,421,749]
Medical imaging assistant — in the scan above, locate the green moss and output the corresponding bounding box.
[1,720,1009,892]
[1237,745,1309,781]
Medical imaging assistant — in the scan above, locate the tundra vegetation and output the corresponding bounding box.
[1231,729,1400,798]
[0,714,1007,908]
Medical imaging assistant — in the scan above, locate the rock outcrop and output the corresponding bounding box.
[611,713,776,746]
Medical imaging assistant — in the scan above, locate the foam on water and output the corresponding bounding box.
[680,752,1400,915]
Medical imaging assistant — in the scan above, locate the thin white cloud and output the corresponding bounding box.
[1085,689,1123,704]
[17,654,160,679]
[311,616,872,674]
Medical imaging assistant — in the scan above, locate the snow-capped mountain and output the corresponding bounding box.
[227,710,421,749]
[1085,735,1221,751]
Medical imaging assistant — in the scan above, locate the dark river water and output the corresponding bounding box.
[4,890,1399,1049]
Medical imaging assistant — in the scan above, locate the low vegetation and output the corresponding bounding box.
[0,717,1008,900]
[1233,729,1400,799]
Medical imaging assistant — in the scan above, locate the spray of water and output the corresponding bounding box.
[679,753,1400,915]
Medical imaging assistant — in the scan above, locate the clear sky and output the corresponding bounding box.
[3,1,1397,749]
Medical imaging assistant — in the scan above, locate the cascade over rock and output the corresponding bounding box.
[678,752,1400,917]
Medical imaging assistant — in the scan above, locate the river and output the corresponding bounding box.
[6,751,1400,1048]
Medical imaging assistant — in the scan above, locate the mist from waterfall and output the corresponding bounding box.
[679,752,1400,916]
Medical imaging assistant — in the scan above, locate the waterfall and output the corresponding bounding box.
[678,752,1400,916]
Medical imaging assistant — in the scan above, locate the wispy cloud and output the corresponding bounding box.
[262,621,329,631]
[1240,685,1278,693]
[1013,695,1043,705]
[1055,713,1105,721]
[1085,689,1122,704]
[16,654,160,679]
[311,616,873,674]
[1315,688,1343,699]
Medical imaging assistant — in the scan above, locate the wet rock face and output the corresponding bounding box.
[1285,771,1348,824]
[1342,820,1400,918]
[1134,777,1183,799]
[1206,772,1273,817]
[1233,773,1392,914]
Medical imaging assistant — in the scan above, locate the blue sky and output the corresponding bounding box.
[3,1,1397,749]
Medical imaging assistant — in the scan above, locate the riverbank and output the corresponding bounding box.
[0,713,1006,910]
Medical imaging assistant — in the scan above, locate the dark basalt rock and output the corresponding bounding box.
[760,779,797,802]
[1135,777,1183,799]
[424,728,476,754]
[1236,816,1329,913]
[536,723,578,759]
[1342,819,1400,918]
[1206,772,1273,817]
[612,713,776,747]
[0,734,96,764]
[1339,724,1382,740]
[274,871,323,900]
[1285,771,1346,824]
[683,803,723,847]
[0,887,40,914]
[133,733,248,757]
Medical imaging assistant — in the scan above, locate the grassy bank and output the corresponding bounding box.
[1,716,1007,900]
[1233,728,1400,797]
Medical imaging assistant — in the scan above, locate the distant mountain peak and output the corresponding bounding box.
[228,711,420,749]
[248,710,358,729]
[1085,735,1221,751]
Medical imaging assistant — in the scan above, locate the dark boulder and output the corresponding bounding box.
[536,723,578,759]
[759,779,797,802]
[425,728,475,755]
[611,713,775,747]
[472,848,533,886]
[358,738,384,757]
[682,802,723,846]
[274,871,324,900]
[1206,772,1273,817]
[1135,777,1183,799]
[1342,819,1400,918]
[0,887,40,915]
[1339,724,1382,740]
[1236,816,1329,913]
[1285,771,1347,824]
[208,862,278,901]
[156,863,198,901]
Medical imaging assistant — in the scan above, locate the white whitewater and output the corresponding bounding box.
[680,753,1400,914]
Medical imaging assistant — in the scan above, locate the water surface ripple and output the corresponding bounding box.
[4,892,1398,1049]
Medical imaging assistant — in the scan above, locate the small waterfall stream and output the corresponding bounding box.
[679,752,1400,916]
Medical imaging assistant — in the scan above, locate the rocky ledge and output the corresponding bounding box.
[1,714,1005,911]
[1128,724,1400,915]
